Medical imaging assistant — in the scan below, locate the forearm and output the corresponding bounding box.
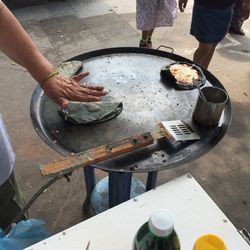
[0,2,54,83]
[0,2,107,108]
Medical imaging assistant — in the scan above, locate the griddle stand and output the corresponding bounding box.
[82,166,158,215]
[30,47,232,218]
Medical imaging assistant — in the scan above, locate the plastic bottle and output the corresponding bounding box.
[134,208,181,250]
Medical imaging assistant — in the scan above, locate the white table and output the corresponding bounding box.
[25,174,250,250]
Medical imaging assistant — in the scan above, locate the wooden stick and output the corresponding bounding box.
[41,132,154,177]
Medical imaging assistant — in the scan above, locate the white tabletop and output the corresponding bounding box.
[25,174,250,250]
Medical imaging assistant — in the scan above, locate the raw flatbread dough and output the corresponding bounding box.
[57,60,123,124]
[56,61,83,77]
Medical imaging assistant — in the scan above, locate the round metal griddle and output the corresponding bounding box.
[30,47,232,173]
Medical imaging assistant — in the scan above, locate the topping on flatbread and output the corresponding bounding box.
[170,64,199,85]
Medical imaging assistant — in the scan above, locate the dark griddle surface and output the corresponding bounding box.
[30,47,232,172]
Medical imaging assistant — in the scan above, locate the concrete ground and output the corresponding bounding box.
[0,0,249,235]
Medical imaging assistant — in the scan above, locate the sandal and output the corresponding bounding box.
[228,27,245,36]
[139,38,152,48]
[147,37,152,49]
[139,39,149,48]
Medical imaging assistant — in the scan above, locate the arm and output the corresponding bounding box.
[179,0,188,12]
[0,2,107,108]
[242,0,250,19]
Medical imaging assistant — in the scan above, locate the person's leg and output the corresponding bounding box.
[229,0,246,35]
[142,30,148,40]
[193,42,217,69]
[0,171,28,230]
[139,30,149,47]
[147,29,154,48]
[190,2,234,67]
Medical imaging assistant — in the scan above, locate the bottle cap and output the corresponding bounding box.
[148,208,174,237]
[193,234,227,250]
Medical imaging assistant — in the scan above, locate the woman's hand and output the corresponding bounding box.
[43,71,108,109]
[179,0,188,12]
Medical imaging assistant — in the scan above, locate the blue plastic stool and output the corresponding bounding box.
[82,166,158,215]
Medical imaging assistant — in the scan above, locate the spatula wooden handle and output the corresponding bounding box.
[41,132,154,177]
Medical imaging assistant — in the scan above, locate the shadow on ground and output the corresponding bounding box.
[217,34,250,62]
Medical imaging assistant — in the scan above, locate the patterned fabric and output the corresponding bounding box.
[136,0,177,30]
[230,0,249,30]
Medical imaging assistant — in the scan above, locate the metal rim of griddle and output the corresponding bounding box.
[30,47,232,173]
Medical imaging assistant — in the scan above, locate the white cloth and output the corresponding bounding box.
[0,114,15,185]
[136,0,177,30]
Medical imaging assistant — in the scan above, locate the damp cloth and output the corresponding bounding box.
[59,97,123,125]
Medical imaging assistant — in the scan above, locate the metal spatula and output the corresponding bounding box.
[154,120,200,141]
[41,120,200,177]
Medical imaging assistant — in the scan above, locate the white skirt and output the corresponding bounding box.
[136,0,177,30]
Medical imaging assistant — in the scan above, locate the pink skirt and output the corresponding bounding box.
[136,0,177,30]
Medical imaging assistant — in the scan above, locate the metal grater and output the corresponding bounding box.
[161,120,200,141]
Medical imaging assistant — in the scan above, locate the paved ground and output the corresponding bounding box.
[0,0,249,235]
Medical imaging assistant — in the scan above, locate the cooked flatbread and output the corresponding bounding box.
[170,64,199,85]
[56,61,83,77]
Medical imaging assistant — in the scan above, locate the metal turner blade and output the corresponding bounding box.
[154,120,200,141]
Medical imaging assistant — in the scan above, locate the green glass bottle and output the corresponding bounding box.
[134,208,180,250]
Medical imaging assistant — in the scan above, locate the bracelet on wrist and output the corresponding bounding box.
[40,69,60,89]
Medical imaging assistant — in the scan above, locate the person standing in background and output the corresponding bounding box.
[136,0,177,48]
[229,0,250,35]
[179,0,236,69]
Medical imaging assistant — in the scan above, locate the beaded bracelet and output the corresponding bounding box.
[40,69,60,89]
